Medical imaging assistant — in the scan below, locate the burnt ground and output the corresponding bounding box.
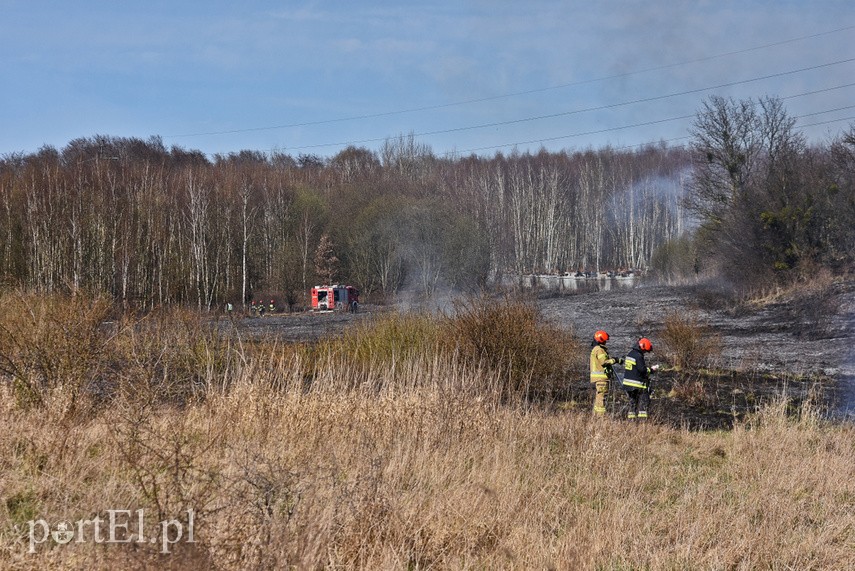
[225,308,374,343]
[222,280,855,430]
[539,280,855,429]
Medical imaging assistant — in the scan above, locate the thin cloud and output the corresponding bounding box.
[2,1,853,157]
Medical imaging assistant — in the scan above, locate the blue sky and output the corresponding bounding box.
[1,1,853,159]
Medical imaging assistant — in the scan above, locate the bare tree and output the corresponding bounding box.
[381,133,434,182]
[687,95,761,225]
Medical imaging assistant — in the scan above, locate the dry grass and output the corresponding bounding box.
[3,381,855,570]
[311,296,579,400]
[0,293,854,569]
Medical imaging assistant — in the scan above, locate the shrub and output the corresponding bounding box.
[311,297,578,401]
[328,311,445,369]
[111,307,233,405]
[0,292,112,414]
[658,311,720,371]
[667,373,714,407]
[448,296,578,400]
[0,293,239,414]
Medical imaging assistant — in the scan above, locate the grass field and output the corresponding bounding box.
[1,293,853,569]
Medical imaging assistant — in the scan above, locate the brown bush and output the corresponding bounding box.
[0,292,112,415]
[658,310,720,371]
[315,297,578,401]
[667,373,715,407]
[448,296,578,400]
[110,307,234,405]
[0,293,243,417]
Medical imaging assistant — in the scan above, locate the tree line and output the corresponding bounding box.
[0,97,851,308]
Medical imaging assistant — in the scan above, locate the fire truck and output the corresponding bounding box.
[311,285,359,312]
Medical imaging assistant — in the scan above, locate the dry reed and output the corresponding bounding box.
[0,293,853,569]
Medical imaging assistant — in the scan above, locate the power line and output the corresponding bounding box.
[782,82,855,99]
[442,108,855,157]
[441,114,697,156]
[799,115,855,129]
[260,66,855,153]
[166,25,855,139]
[797,105,855,118]
[566,110,855,156]
[253,103,854,160]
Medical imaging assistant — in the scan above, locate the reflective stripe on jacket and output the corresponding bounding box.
[590,344,615,382]
[622,347,650,389]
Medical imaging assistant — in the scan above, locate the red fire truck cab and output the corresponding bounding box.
[311,285,359,312]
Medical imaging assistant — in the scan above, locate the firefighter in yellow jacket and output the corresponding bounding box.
[590,330,621,415]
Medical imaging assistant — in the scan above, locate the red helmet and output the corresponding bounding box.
[639,338,652,352]
[594,330,609,344]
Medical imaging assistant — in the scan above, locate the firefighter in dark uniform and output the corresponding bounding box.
[622,337,659,420]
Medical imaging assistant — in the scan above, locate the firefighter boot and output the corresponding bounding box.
[626,388,640,419]
[637,389,650,420]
